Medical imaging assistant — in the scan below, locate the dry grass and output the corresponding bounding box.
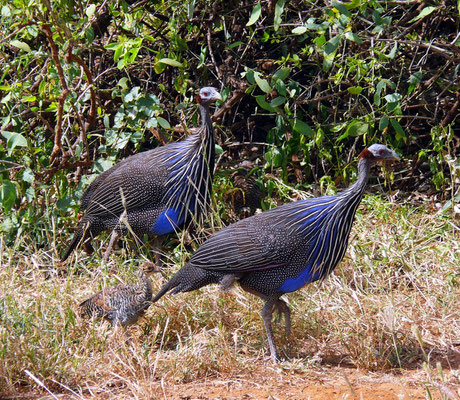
[0,194,459,399]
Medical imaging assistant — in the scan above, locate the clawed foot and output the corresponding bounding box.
[273,299,291,335]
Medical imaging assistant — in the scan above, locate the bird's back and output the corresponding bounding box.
[176,192,359,295]
[79,281,152,326]
[81,146,170,214]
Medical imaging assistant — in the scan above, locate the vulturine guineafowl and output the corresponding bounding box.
[151,144,400,361]
[61,87,222,262]
[79,262,160,327]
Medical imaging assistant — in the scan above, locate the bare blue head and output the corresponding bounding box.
[196,87,222,105]
[360,144,400,163]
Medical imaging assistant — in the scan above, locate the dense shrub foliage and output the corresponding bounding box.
[0,0,459,248]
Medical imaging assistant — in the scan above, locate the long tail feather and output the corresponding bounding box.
[61,227,86,262]
[151,274,180,303]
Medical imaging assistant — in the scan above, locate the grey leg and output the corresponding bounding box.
[220,273,243,292]
[151,237,162,265]
[103,230,120,262]
[261,295,281,362]
[239,285,288,361]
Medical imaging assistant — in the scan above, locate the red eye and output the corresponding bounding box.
[203,91,209,97]
[379,149,385,155]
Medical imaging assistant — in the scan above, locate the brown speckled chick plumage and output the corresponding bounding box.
[79,262,160,327]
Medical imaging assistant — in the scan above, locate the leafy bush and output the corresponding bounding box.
[0,0,459,248]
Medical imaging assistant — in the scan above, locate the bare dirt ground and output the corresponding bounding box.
[5,363,459,400]
[158,367,429,400]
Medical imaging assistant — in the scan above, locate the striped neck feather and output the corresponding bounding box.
[274,156,372,235]
[161,103,215,225]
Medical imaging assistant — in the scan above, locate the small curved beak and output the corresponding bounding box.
[388,150,400,161]
[213,92,222,102]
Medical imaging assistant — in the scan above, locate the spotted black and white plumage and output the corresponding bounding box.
[61,87,222,262]
[151,144,400,361]
[79,262,160,326]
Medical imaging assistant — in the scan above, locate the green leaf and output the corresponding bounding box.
[409,6,436,23]
[292,26,307,35]
[275,79,286,96]
[1,6,11,17]
[330,122,347,132]
[272,148,283,167]
[322,52,335,72]
[94,158,115,173]
[145,118,158,129]
[331,0,351,17]
[274,0,285,31]
[387,42,398,59]
[0,181,17,213]
[314,35,326,47]
[347,86,363,95]
[128,47,141,64]
[157,58,183,67]
[117,77,129,90]
[85,26,95,43]
[246,2,262,26]
[255,95,277,112]
[10,40,31,53]
[114,45,123,62]
[215,144,223,155]
[273,67,290,82]
[22,168,34,183]
[157,117,170,129]
[270,96,286,107]
[254,72,271,94]
[374,79,393,106]
[384,93,402,103]
[344,31,363,43]
[337,121,368,141]
[379,116,389,130]
[1,132,27,155]
[86,4,96,18]
[292,118,314,137]
[390,119,406,141]
[324,35,341,55]
[408,71,422,86]
[105,43,120,50]
[154,62,167,74]
[226,41,245,49]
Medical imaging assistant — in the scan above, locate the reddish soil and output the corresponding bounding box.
[3,362,459,399]
[158,367,430,400]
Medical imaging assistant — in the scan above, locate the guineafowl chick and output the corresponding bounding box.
[230,165,263,219]
[79,262,160,327]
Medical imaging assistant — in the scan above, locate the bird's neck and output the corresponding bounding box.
[141,273,153,299]
[341,156,373,202]
[199,104,213,138]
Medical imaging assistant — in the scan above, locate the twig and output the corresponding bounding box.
[440,92,460,128]
[212,89,247,124]
[207,25,222,80]
[41,24,70,166]
[65,52,96,129]
[0,22,34,45]
[295,89,350,105]
[65,49,97,170]
[24,369,59,400]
